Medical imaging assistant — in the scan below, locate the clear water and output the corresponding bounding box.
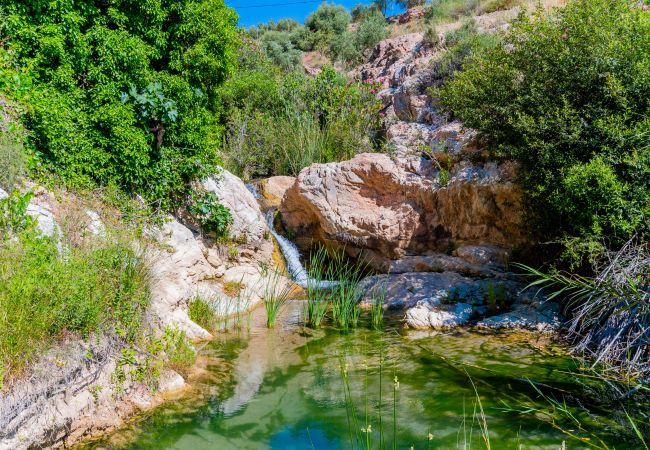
[81,303,626,450]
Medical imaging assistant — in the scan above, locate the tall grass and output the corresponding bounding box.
[328,249,366,330]
[188,297,220,332]
[263,269,293,328]
[369,284,387,330]
[305,247,331,328]
[517,237,649,379]
[0,221,149,388]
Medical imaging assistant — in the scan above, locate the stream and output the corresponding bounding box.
[79,302,626,449]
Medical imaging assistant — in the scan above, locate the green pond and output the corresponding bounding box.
[81,302,630,450]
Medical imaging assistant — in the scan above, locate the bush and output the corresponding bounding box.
[305,3,351,36]
[0,212,149,385]
[438,0,650,249]
[188,190,233,238]
[0,0,239,208]
[429,19,500,84]
[221,68,384,179]
[351,4,382,22]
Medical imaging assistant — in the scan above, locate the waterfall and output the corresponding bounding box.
[264,210,337,289]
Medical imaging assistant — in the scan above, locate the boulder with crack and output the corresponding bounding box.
[280,153,525,270]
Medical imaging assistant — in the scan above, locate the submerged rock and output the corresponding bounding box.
[359,271,557,331]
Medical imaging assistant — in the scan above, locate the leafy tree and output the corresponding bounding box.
[305,3,351,36]
[0,0,239,207]
[438,0,650,252]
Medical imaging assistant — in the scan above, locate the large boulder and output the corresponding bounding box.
[280,153,526,269]
[201,169,268,246]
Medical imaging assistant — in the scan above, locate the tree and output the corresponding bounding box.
[0,0,239,207]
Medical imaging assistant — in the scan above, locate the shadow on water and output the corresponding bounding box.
[78,302,635,450]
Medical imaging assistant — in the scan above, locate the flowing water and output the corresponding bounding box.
[264,209,337,289]
[79,303,626,450]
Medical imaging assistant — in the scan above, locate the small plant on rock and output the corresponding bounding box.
[188,191,233,239]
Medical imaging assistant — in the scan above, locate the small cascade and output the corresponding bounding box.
[264,210,337,289]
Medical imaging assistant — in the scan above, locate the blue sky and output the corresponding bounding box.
[228,0,404,28]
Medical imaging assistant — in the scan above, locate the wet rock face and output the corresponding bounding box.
[280,153,526,268]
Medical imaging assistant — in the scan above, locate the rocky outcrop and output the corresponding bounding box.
[1,169,290,449]
[359,272,560,331]
[280,153,525,270]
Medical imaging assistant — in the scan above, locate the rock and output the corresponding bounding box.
[206,248,223,268]
[85,210,105,237]
[359,271,557,331]
[477,298,561,332]
[258,176,296,208]
[359,272,496,310]
[201,169,269,246]
[147,217,217,340]
[453,245,511,268]
[353,32,431,88]
[157,370,186,394]
[406,301,473,329]
[382,253,503,277]
[280,153,526,268]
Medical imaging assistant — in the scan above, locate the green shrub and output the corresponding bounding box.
[221,68,384,179]
[426,0,480,23]
[188,191,233,238]
[305,3,351,36]
[259,31,304,71]
[438,0,650,250]
[428,19,500,85]
[1,0,239,207]
[0,137,26,192]
[161,327,196,376]
[351,4,382,22]
[0,224,149,384]
[478,0,522,14]
[188,297,220,332]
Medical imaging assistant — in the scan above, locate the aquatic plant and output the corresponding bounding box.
[263,269,292,328]
[329,250,366,330]
[305,247,331,328]
[369,284,387,330]
[188,296,220,332]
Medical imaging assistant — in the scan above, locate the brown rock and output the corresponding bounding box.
[257,176,296,208]
[280,153,526,269]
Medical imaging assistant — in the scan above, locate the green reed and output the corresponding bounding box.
[263,268,292,328]
[369,284,387,330]
[305,247,331,328]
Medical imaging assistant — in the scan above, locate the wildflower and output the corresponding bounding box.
[428,433,434,441]
[393,375,399,390]
[361,424,372,433]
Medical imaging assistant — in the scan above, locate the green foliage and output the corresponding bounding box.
[0,102,27,191]
[258,31,303,72]
[189,297,220,332]
[305,3,351,37]
[351,4,382,22]
[0,191,34,235]
[263,269,292,328]
[429,19,500,85]
[1,0,239,207]
[188,190,233,238]
[0,221,149,384]
[332,11,388,66]
[438,0,650,250]
[221,67,384,179]
[426,0,481,23]
[161,327,196,376]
